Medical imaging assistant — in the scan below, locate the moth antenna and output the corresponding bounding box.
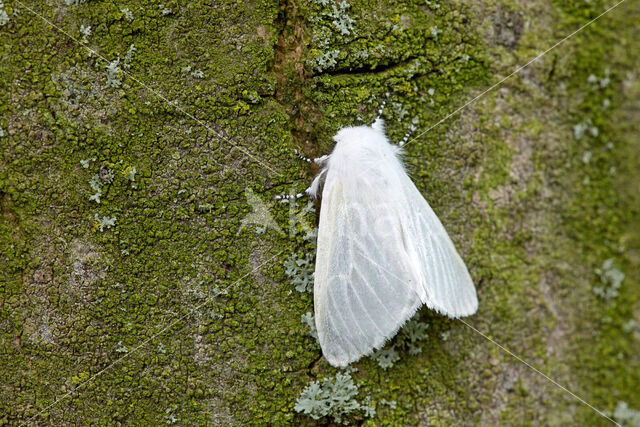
[372,92,390,132]
[376,92,390,120]
[399,123,418,147]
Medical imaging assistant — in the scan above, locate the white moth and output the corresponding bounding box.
[283,101,478,367]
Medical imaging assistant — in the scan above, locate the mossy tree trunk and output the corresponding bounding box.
[0,0,638,424]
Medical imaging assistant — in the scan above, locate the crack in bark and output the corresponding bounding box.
[272,0,324,160]
[323,54,424,76]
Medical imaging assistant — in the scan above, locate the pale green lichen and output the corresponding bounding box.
[311,49,339,72]
[88,174,102,203]
[370,318,429,369]
[611,401,640,427]
[93,213,116,232]
[284,252,314,293]
[587,67,611,89]
[124,166,137,182]
[0,1,9,26]
[159,5,173,16]
[123,44,136,69]
[325,1,355,36]
[80,158,95,169]
[301,311,318,341]
[105,58,122,88]
[396,318,429,355]
[361,396,376,418]
[294,373,369,422]
[594,258,625,301]
[79,24,91,43]
[121,7,134,21]
[573,118,599,140]
[372,347,400,370]
[379,398,397,409]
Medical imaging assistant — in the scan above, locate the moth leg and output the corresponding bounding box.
[275,164,328,201]
[274,188,309,201]
[293,149,329,165]
[307,168,327,199]
[399,122,418,147]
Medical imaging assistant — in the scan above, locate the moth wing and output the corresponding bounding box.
[314,171,424,367]
[401,173,478,317]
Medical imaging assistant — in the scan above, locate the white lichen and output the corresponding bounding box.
[80,24,91,43]
[372,347,400,369]
[392,102,409,122]
[425,0,441,9]
[397,318,429,355]
[127,166,137,182]
[612,401,640,426]
[121,8,134,21]
[361,396,376,418]
[380,399,397,409]
[88,174,102,203]
[623,318,639,335]
[123,44,136,69]
[180,65,205,79]
[588,67,611,89]
[427,87,436,105]
[593,258,625,301]
[0,1,10,26]
[94,213,117,232]
[80,157,95,169]
[325,1,355,36]
[312,49,340,72]
[114,341,128,353]
[105,58,122,88]
[301,311,318,341]
[573,119,598,141]
[284,252,314,293]
[303,227,318,243]
[159,4,172,16]
[294,373,368,422]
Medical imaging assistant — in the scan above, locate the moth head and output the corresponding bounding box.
[333,121,386,148]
